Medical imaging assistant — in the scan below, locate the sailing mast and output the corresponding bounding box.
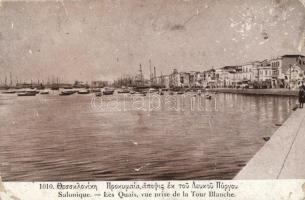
[139,64,143,86]
[10,72,12,87]
[149,59,152,86]
[153,66,156,85]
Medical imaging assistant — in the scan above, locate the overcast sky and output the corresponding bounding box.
[0,0,304,83]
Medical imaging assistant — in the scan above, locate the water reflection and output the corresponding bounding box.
[0,93,297,181]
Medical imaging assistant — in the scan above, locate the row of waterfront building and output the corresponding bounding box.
[146,54,305,90]
[5,54,303,90]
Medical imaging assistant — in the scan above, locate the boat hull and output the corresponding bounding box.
[95,92,102,97]
[59,91,76,96]
[2,91,16,94]
[17,92,36,96]
[103,91,114,95]
[78,92,90,94]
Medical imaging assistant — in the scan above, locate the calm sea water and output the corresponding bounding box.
[0,91,297,181]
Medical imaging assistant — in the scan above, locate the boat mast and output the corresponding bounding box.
[149,59,152,86]
[153,66,156,85]
[139,64,143,86]
[10,72,12,87]
[161,71,163,86]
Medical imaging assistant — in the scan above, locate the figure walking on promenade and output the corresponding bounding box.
[299,82,305,108]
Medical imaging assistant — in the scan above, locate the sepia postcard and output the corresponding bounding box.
[0,0,305,199]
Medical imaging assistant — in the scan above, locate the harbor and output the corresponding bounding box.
[2,53,305,99]
[0,56,304,180]
[0,91,297,181]
[0,0,305,186]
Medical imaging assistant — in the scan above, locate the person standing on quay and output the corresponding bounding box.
[299,82,305,108]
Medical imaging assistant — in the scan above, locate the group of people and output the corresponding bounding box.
[299,83,305,108]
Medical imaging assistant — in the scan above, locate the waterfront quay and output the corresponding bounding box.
[235,107,305,179]
[210,88,298,97]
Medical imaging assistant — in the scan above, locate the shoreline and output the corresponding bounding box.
[209,88,298,97]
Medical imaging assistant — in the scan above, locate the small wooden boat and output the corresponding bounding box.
[206,94,212,99]
[17,91,37,96]
[51,86,59,90]
[40,90,49,95]
[95,92,102,97]
[91,88,101,93]
[103,90,114,95]
[77,89,90,94]
[59,90,75,96]
[117,89,130,94]
[102,88,115,95]
[148,88,157,93]
[2,90,16,94]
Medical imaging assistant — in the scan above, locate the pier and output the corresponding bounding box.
[235,108,305,179]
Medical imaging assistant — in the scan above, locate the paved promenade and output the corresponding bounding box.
[235,108,305,179]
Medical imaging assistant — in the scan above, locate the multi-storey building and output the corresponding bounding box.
[203,69,216,88]
[169,69,181,88]
[257,59,272,88]
[189,71,201,88]
[215,66,240,88]
[241,62,253,82]
[251,61,261,82]
[270,54,305,89]
[179,72,190,88]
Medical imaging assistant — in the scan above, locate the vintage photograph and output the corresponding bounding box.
[0,0,305,183]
